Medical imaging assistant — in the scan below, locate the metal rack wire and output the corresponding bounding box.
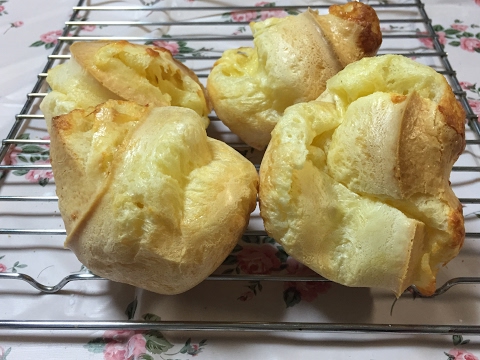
[1,0,480,334]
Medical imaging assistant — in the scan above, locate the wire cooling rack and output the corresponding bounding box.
[0,0,480,335]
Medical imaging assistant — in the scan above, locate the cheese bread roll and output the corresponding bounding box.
[50,100,258,294]
[260,55,465,297]
[207,2,381,150]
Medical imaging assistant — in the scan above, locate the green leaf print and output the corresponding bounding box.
[83,337,108,353]
[222,254,237,265]
[283,286,302,308]
[463,31,474,38]
[449,41,461,46]
[444,352,456,360]
[476,32,480,39]
[20,145,47,154]
[453,334,470,346]
[0,347,11,360]
[17,133,30,140]
[17,155,28,163]
[125,297,138,320]
[275,246,289,263]
[433,25,445,31]
[38,178,50,187]
[143,313,161,322]
[263,236,276,245]
[30,40,45,47]
[287,9,300,16]
[9,261,28,273]
[12,169,29,176]
[231,244,243,253]
[445,29,461,35]
[221,268,235,275]
[144,332,174,354]
[138,355,154,360]
[179,338,191,354]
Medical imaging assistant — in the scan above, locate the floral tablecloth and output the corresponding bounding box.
[1,0,480,359]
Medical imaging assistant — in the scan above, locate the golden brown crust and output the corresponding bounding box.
[328,2,382,57]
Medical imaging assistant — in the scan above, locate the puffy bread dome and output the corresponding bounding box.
[41,41,211,130]
[50,100,258,295]
[259,55,465,297]
[207,2,381,150]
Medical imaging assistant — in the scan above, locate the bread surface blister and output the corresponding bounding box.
[41,2,465,297]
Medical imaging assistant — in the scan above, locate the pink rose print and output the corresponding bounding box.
[152,40,180,55]
[40,30,63,45]
[24,160,53,184]
[283,257,331,304]
[460,37,480,52]
[285,257,316,276]
[103,331,146,360]
[41,135,51,148]
[476,0,480,6]
[231,10,257,22]
[190,344,200,355]
[0,263,6,272]
[4,135,52,186]
[451,24,468,31]
[259,9,288,20]
[104,341,127,360]
[284,280,331,302]
[460,81,474,90]
[468,99,480,115]
[2,145,19,165]
[3,20,23,34]
[104,330,135,342]
[86,312,206,358]
[448,349,479,360]
[237,244,282,274]
[238,290,255,301]
[126,334,147,359]
[419,31,446,49]
[81,25,96,32]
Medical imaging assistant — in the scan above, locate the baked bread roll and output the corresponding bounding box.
[259,55,465,297]
[50,100,258,295]
[41,40,211,130]
[207,2,381,150]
